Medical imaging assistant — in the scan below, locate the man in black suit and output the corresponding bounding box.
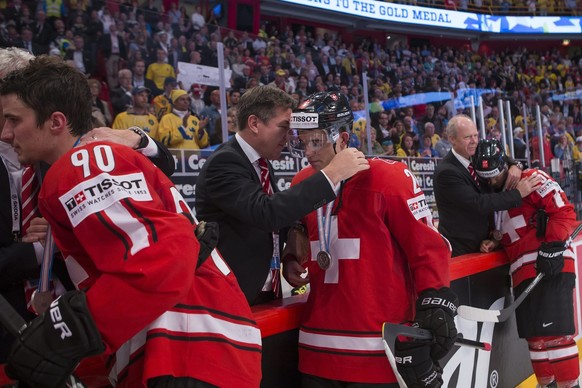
[195,86,369,305]
[18,27,42,55]
[100,23,127,89]
[32,10,53,54]
[110,68,134,117]
[434,114,542,257]
[0,141,40,363]
[315,53,334,78]
[64,35,95,76]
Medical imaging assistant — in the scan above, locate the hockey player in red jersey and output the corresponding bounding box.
[282,91,457,387]
[475,139,580,388]
[0,56,261,387]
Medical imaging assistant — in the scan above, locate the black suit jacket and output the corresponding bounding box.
[434,151,522,257]
[0,158,41,361]
[0,160,39,286]
[64,49,95,76]
[315,61,334,78]
[110,86,133,116]
[133,77,160,97]
[195,137,335,303]
[99,33,127,59]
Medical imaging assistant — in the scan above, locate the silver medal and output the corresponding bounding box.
[317,251,331,270]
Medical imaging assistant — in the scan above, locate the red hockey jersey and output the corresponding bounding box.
[39,142,261,387]
[498,169,577,287]
[292,158,451,383]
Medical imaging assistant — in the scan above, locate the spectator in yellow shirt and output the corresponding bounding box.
[112,86,159,138]
[157,89,209,149]
[146,48,176,91]
[152,77,177,120]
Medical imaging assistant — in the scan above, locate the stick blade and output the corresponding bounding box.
[457,304,501,322]
[381,323,409,388]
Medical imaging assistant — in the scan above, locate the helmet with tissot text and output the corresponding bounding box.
[288,91,352,157]
[472,139,507,179]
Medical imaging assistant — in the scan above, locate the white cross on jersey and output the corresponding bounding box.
[499,210,527,243]
[310,215,360,284]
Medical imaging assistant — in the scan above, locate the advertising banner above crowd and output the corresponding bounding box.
[279,0,582,34]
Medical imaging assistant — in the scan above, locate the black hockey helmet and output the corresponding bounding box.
[288,91,353,157]
[472,139,507,179]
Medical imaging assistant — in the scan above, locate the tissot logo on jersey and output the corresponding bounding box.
[407,194,431,220]
[536,179,561,198]
[60,172,152,226]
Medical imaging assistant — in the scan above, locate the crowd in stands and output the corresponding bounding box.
[0,0,581,160]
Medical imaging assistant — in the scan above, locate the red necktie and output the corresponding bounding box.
[258,158,280,298]
[21,166,40,235]
[258,158,273,195]
[21,166,58,314]
[468,164,480,186]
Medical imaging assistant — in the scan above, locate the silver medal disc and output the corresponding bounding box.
[316,251,331,270]
[31,290,53,315]
[492,230,503,241]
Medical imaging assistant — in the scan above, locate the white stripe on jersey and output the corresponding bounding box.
[510,248,574,275]
[210,249,230,276]
[111,310,262,381]
[104,202,151,256]
[299,330,384,352]
[64,255,89,289]
[529,343,578,361]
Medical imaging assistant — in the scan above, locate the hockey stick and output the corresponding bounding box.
[381,323,491,388]
[458,222,582,323]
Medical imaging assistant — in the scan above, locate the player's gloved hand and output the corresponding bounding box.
[415,287,458,360]
[536,241,566,277]
[195,221,219,266]
[395,339,443,388]
[5,290,105,388]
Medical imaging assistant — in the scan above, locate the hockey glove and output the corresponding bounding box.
[395,339,443,388]
[5,290,105,388]
[414,287,458,360]
[195,221,219,267]
[536,241,566,277]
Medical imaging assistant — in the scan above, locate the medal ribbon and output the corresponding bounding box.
[317,199,335,257]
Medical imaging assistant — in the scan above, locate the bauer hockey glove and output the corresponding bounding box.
[536,241,566,277]
[395,339,443,388]
[5,290,105,388]
[414,287,458,360]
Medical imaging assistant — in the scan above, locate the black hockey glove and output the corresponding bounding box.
[414,287,458,360]
[536,241,566,277]
[195,221,219,267]
[395,339,443,388]
[5,290,105,388]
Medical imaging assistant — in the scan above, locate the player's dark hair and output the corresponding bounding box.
[0,55,92,136]
[237,85,296,132]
